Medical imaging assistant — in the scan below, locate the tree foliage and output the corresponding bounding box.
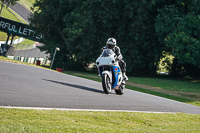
[155,0,200,77]
[30,0,200,77]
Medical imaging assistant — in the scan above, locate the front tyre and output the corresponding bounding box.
[102,74,112,94]
[115,84,125,95]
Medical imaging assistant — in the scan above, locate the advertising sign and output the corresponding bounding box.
[0,16,42,41]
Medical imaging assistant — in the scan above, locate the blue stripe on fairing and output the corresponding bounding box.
[112,66,121,89]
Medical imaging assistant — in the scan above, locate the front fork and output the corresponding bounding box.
[98,67,112,84]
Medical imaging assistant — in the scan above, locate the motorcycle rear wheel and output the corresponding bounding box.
[115,84,125,95]
[102,74,112,94]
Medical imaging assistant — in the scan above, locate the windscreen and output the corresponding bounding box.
[101,49,114,57]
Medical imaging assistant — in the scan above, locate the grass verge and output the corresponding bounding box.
[0,56,35,66]
[0,56,50,69]
[18,0,35,11]
[1,108,200,132]
[14,39,35,50]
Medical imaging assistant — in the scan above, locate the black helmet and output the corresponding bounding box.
[106,38,116,49]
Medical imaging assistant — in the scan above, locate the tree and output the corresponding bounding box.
[0,0,19,15]
[29,0,85,69]
[155,0,200,77]
[166,1,200,67]
[29,0,167,75]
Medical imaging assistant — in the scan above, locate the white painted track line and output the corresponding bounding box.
[0,106,176,114]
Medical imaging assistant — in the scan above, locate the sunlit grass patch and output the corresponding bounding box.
[0,108,200,132]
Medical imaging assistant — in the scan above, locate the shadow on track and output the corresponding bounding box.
[43,79,103,94]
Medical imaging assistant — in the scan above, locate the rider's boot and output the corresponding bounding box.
[123,72,128,81]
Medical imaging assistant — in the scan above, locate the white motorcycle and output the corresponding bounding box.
[96,49,125,95]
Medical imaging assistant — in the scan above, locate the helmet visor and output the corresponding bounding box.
[107,44,115,49]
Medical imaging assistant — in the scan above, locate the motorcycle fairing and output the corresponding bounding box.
[111,66,122,89]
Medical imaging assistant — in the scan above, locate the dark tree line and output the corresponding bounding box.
[29,0,200,77]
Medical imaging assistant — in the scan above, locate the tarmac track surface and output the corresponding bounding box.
[0,61,200,114]
[10,2,32,23]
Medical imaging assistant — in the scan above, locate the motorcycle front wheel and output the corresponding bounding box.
[102,74,112,94]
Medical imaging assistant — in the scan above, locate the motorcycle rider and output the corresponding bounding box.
[101,38,128,81]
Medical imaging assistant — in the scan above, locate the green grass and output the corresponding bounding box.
[0,32,8,41]
[128,77,200,93]
[126,85,200,107]
[18,0,35,11]
[0,56,47,68]
[1,108,200,132]
[14,39,35,50]
[1,4,27,23]
[1,8,20,21]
